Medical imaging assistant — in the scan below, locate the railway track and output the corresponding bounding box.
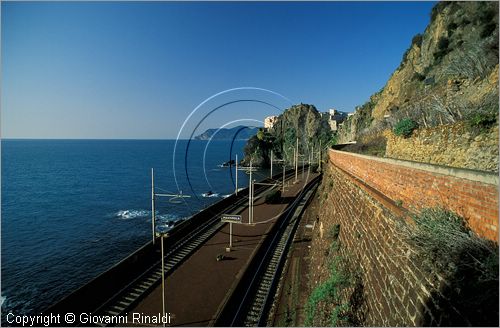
[222,174,320,327]
[92,168,304,326]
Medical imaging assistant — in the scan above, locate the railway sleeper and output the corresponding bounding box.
[256,288,267,295]
[118,300,130,307]
[111,305,125,312]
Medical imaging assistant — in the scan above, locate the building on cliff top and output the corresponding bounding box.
[325,109,348,131]
[264,115,278,129]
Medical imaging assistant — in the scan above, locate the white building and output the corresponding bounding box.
[264,115,278,129]
[326,108,348,131]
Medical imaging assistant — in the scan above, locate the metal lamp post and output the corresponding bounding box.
[156,231,169,327]
[295,137,299,183]
[235,154,239,195]
[282,161,285,193]
[151,168,190,245]
[248,160,253,224]
[151,168,156,244]
[286,146,296,183]
[271,155,285,193]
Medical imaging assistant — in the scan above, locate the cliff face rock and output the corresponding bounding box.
[241,104,332,167]
[385,122,499,172]
[338,1,499,145]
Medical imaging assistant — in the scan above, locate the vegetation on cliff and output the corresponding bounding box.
[337,1,499,160]
[300,3,499,326]
[242,104,333,167]
[399,207,499,326]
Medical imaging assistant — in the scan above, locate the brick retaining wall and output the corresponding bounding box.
[328,149,499,241]
[308,154,499,325]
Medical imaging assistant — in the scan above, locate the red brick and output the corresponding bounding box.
[329,151,498,242]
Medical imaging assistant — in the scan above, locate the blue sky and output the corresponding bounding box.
[1,1,435,139]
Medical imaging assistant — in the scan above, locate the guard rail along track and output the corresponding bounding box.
[214,173,321,327]
[42,167,304,326]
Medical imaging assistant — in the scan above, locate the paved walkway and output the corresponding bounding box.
[125,172,318,327]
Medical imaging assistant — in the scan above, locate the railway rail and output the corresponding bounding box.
[93,171,292,324]
[43,167,303,326]
[214,174,320,327]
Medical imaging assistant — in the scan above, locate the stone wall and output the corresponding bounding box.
[330,149,499,241]
[385,123,499,173]
[310,164,433,325]
[306,151,499,325]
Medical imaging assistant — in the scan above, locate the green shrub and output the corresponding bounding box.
[478,7,496,25]
[329,240,340,253]
[403,207,499,288]
[256,129,265,140]
[399,207,499,325]
[341,135,387,157]
[430,2,449,22]
[305,256,352,326]
[265,189,281,204]
[434,36,451,61]
[447,22,458,35]
[469,112,497,127]
[328,224,341,240]
[434,48,450,61]
[412,72,426,81]
[393,118,418,138]
[481,22,497,38]
[461,17,471,26]
[412,34,423,47]
[329,134,338,146]
[466,110,498,133]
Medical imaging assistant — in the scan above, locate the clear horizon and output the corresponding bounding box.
[2,1,436,139]
[1,137,255,140]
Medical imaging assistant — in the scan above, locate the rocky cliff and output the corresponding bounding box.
[338,1,499,149]
[241,104,333,167]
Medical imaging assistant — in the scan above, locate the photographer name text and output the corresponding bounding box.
[6,312,173,326]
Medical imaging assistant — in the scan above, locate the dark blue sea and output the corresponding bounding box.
[1,139,266,318]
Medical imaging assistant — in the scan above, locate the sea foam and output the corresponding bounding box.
[115,210,151,220]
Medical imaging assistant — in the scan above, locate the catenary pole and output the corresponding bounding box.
[151,168,156,245]
[295,137,299,182]
[282,162,285,193]
[319,139,322,170]
[270,150,273,178]
[235,154,238,195]
[160,234,166,327]
[249,160,253,224]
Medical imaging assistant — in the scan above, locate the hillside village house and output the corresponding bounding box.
[264,115,278,129]
[326,108,348,131]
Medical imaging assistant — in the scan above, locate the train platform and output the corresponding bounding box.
[124,171,319,327]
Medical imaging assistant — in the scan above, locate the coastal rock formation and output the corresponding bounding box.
[241,104,333,167]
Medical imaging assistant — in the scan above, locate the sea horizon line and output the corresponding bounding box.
[1,138,252,141]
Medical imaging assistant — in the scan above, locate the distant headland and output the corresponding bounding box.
[194,125,259,140]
